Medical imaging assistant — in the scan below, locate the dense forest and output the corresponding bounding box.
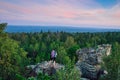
[0,23,120,80]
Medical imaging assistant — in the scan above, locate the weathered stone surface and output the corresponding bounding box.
[76,44,111,65]
[76,62,97,79]
[26,61,64,76]
[76,61,107,80]
[76,44,111,80]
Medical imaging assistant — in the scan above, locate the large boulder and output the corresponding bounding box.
[76,44,111,65]
[26,61,64,76]
[76,62,97,79]
[76,44,111,80]
[76,62,107,80]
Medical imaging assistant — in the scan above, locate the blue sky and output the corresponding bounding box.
[96,0,117,7]
[0,0,120,28]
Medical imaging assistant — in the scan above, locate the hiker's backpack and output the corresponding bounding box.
[54,52,57,57]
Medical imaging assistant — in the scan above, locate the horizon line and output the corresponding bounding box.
[7,24,120,29]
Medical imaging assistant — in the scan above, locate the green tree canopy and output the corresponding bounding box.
[0,23,7,33]
[0,23,27,80]
[102,42,120,80]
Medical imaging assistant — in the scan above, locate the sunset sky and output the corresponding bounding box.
[0,0,120,28]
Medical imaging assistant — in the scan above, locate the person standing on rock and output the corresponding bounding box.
[50,49,57,66]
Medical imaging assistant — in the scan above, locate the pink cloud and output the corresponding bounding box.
[112,11,120,18]
[2,2,33,14]
[115,13,120,17]
[0,0,120,27]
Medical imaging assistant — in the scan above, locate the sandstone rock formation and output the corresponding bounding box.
[76,44,111,80]
[26,61,64,76]
[76,44,111,65]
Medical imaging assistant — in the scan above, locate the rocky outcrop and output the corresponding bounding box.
[26,61,64,76]
[76,44,111,80]
[76,44,111,65]
[76,61,108,80]
[25,44,110,79]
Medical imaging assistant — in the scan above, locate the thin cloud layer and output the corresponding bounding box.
[0,0,120,28]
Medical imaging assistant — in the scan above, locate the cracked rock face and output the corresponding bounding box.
[76,62,97,79]
[76,44,111,79]
[76,44,111,65]
[26,61,64,76]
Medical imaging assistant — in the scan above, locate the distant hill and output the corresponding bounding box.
[5,25,120,33]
